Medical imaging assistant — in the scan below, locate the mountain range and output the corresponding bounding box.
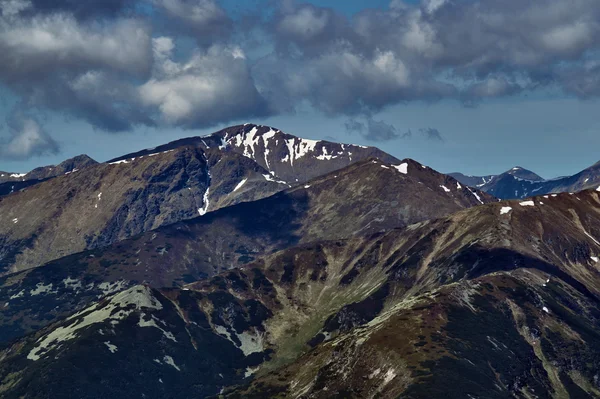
[451,161,600,199]
[0,124,599,398]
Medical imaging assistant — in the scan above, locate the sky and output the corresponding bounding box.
[1,0,600,178]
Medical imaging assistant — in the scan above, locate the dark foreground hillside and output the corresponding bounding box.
[1,190,599,398]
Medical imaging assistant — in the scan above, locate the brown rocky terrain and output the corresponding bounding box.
[0,190,599,398]
[0,157,493,344]
[0,124,401,275]
[0,146,287,274]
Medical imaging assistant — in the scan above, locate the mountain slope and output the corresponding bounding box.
[447,172,495,188]
[453,162,600,199]
[0,158,494,344]
[0,155,97,185]
[0,147,289,275]
[1,190,600,398]
[0,124,402,275]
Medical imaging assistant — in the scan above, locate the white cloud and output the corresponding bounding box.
[1,115,59,159]
[139,44,267,127]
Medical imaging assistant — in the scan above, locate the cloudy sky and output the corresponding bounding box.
[1,0,600,178]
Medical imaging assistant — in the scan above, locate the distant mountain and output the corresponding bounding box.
[109,124,400,184]
[1,189,599,398]
[447,172,495,188]
[452,162,600,199]
[0,155,97,184]
[0,155,98,197]
[0,157,493,344]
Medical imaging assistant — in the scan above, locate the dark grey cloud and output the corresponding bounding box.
[260,0,600,116]
[1,109,59,160]
[26,0,135,19]
[152,0,233,46]
[419,127,444,142]
[345,117,411,142]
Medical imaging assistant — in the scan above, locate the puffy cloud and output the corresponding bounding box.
[0,12,152,80]
[0,5,153,132]
[255,47,441,117]
[1,111,59,159]
[262,0,600,115]
[139,43,270,128]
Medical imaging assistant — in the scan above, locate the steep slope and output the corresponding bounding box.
[0,155,97,185]
[448,172,495,188]
[453,162,600,199]
[0,147,287,275]
[0,124,401,274]
[1,190,600,398]
[0,158,493,344]
[109,124,401,184]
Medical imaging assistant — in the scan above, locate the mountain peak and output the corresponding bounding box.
[109,124,400,184]
[504,166,544,181]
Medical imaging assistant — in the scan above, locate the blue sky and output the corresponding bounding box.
[1,0,600,178]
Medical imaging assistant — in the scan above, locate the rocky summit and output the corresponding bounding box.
[0,124,599,399]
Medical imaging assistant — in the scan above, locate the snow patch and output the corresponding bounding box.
[138,314,177,342]
[63,277,83,291]
[30,283,54,296]
[245,366,260,378]
[519,201,535,206]
[440,185,451,193]
[104,341,118,353]
[198,187,210,216]
[262,174,287,185]
[163,355,181,371]
[98,280,129,296]
[392,163,408,174]
[315,146,337,161]
[467,188,484,204]
[9,290,24,300]
[500,206,512,215]
[232,178,247,193]
[214,325,264,356]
